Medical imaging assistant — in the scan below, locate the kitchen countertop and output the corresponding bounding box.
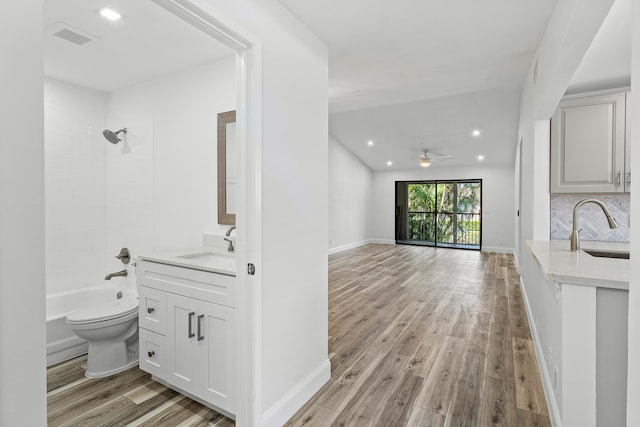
[526,240,629,290]
[136,246,236,277]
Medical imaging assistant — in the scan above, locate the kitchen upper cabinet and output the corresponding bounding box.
[551,91,630,193]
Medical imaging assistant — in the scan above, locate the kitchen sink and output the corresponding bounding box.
[582,249,630,260]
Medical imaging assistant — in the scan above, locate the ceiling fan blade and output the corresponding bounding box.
[430,155,452,160]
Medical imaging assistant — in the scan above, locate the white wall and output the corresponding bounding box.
[627,0,640,423]
[515,1,616,425]
[328,135,373,252]
[372,165,515,252]
[107,57,236,269]
[44,78,108,295]
[0,1,46,425]
[188,1,330,425]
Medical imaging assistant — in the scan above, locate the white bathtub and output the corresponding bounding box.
[46,284,137,367]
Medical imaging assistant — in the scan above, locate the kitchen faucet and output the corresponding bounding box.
[569,199,619,252]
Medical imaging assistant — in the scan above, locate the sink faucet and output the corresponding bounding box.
[570,199,619,252]
[224,226,236,252]
[105,269,128,280]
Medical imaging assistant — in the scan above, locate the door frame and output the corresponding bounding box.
[150,1,262,425]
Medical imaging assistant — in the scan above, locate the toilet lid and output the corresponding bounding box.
[67,298,138,323]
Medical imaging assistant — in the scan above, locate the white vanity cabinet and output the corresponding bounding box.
[136,260,236,417]
[551,91,630,193]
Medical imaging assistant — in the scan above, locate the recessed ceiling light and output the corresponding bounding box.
[99,8,122,21]
[387,161,393,166]
[477,155,485,161]
[367,140,374,147]
[472,129,481,137]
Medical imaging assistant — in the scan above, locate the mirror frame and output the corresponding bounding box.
[217,110,236,225]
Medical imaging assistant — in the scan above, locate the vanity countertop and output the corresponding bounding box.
[137,246,236,277]
[526,240,629,290]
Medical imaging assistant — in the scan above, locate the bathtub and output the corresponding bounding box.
[46,284,136,367]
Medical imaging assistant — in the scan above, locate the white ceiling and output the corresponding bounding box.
[44,0,631,171]
[278,0,629,171]
[44,0,233,92]
[566,0,631,95]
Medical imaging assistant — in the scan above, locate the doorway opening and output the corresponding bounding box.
[395,179,482,250]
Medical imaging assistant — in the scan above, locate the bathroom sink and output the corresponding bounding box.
[177,251,234,263]
[582,249,630,260]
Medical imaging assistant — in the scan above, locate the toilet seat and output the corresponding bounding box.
[67,298,138,324]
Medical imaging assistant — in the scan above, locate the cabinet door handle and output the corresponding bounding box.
[617,171,621,186]
[626,171,631,185]
[188,312,195,338]
[148,351,155,358]
[147,307,155,314]
[197,314,204,341]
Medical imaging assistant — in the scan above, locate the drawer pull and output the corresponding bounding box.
[148,351,155,358]
[147,307,155,314]
[197,314,204,341]
[188,312,195,338]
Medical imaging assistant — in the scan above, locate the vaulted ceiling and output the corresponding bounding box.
[44,0,630,171]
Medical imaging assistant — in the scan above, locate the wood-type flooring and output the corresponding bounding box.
[47,244,550,426]
[286,244,550,427]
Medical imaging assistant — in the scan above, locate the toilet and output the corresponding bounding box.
[66,289,139,378]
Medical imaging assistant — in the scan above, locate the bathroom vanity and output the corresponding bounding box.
[135,247,236,418]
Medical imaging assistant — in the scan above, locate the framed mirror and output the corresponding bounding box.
[217,110,236,225]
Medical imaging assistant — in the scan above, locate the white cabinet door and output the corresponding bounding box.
[625,91,631,192]
[551,92,626,193]
[166,293,200,396]
[199,301,236,413]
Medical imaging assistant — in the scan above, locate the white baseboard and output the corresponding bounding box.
[261,358,331,427]
[328,239,371,255]
[481,246,514,254]
[519,276,562,427]
[369,238,395,245]
[513,252,521,273]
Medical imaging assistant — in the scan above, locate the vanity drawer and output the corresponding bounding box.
[137,261,236,308]
[139,328,167,378]
[138,286,167,335]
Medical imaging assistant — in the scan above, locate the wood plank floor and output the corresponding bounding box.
[286,244,550,427]
[48,244,550,426]
[47,356,234,426]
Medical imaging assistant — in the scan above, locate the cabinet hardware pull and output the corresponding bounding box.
[188,312,195,338]
[197,314,204,341]
[148,351,155,358]
[617,171,621,186]
[626,171,631,185]
[147,307,155,314]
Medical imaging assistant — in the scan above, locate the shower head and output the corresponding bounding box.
[103,128,127,144]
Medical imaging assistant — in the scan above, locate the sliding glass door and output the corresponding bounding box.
[395,180,482,250]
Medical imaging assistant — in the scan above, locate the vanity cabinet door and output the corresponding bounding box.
[198,301,236,413]
[551,92,626,193]
[166,293,200,396]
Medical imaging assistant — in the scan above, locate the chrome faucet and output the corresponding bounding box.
[570,199,619,252]
[105,269,128,280]
[223,226,236,252]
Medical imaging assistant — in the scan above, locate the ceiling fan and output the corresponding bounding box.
[419,149,452,167]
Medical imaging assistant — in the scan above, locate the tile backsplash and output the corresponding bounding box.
[550,195,630,242]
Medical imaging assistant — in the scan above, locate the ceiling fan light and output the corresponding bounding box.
[420,157,430,167]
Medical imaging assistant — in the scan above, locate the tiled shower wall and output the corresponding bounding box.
[550,194,630,242]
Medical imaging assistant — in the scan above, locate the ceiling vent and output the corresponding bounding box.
[46,22,97,46]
